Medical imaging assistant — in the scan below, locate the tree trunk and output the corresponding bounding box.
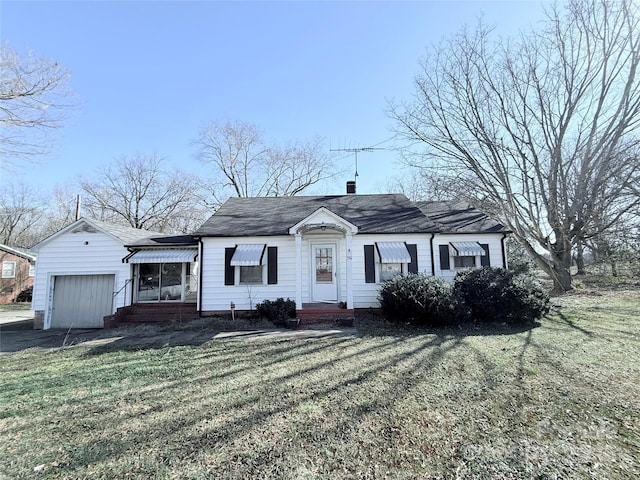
[549,239,574,293]
[575,242,586,275]
[610,259,618,277]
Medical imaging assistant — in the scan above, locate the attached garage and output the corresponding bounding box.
[32,218,164,330]
[50,274,115,328]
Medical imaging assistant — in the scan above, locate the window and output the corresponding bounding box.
[240,265,263,284]
[364,243,417,283]
[380,263,402,281]
[315,247,333,282]
[136,262,197,302]
[226,244,276,286]
[28,264,36,276]
[454,256,476,269]
[2,261,16,278]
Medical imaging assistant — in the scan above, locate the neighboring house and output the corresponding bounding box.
[0,244,36,304]
[32,192,509,329]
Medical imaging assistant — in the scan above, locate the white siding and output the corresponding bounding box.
[200,236,297,311]
[200,233,436,311]
[201,233,506,312]
[32,229,133,328]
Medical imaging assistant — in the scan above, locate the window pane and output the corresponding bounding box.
[2,261,16,278]
[138,263,160,301]
[185,262,198,303]
[315,247,332,282]
[160,263,183,300]
[454,256,476,268]
[380,263,402,282]
[240,266,262,284]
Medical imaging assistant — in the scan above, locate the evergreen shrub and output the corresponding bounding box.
[256,298,296,327]
[454,267,550,324]
[378,274,459,326]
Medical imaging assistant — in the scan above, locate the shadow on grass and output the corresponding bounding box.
[355,311,540,339]
[545,307,594,337]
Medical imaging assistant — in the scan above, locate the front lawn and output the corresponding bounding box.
[1,286,638,479]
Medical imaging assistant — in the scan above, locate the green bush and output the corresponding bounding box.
[454,267,550,324]
[378,274,459,326]
[256,298,296,327]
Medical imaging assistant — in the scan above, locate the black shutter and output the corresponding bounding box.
[364,245,375,283]
[407,244,418,274]
[224,247,235,286]
[480,243,490,266]
[267,246,278,284]
[439,244,450,271]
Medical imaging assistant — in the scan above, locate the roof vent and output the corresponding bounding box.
[346,181,356,195]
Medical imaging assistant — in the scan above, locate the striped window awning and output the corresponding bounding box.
[450,242,485,257]
[230,244,266,266]
[376,242,412,263]
[125,248,198,264]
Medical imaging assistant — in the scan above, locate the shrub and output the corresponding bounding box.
[256,298,296,327]
[454,267,550,324]
[378,274,459,326]
[15,286,33,303]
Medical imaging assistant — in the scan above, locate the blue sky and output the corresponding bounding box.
[1,0,547,196]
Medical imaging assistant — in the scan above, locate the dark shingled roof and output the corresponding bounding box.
[193,194,438,237]
[415,201,508,233]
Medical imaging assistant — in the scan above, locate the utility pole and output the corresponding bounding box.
[330,146,384,180]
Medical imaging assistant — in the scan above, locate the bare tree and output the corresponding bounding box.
[196,120,337,205]
[0,180,47,247]
[391,0,640,292]
[79,154,207,233]
[0,44,73,169]
[377,171,453,201]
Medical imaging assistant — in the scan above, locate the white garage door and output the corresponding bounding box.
[51,275,115,328]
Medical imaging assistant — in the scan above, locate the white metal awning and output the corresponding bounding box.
[230,244,266,266]
[450,241,485,257]
[126,248,198,264]
[376,242,412,263]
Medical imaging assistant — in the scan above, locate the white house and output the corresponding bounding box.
[32,193,509,329]
[193,194,509,314]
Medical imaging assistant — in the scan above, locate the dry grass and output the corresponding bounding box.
[1,284,638,479]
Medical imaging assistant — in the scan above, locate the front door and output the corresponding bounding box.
[312,243,337,302]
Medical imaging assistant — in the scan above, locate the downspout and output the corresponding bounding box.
[430,233,436,276]
[197,237,203,317]
[501,233,508,269]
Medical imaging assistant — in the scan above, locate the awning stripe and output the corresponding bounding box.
[450,241,485,257]
[376,242,412,263]
[126,248,198,264]
[230,244,266,266]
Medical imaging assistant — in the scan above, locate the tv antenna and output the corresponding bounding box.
[330,146,384,179]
